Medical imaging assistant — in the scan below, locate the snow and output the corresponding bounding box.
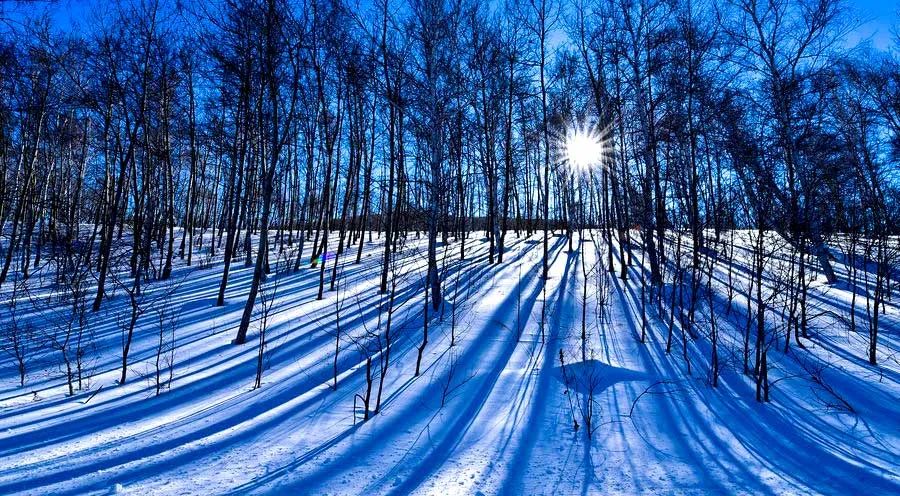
[0,231,897,495]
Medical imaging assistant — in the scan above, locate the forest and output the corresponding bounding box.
[0,0,897,494]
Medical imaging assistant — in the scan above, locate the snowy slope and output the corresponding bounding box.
[0,231,897,495]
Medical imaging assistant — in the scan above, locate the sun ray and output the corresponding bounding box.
[552,115,614,174]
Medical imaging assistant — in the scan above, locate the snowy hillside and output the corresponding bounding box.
[0,231,897,495]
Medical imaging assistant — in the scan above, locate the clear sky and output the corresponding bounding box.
[848,0,898,50]
[2,0,898,51]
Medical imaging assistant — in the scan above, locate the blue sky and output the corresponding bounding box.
[4,0,899,51]
[849,0,897,50]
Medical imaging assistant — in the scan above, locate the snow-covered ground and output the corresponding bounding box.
[0,231,897,495]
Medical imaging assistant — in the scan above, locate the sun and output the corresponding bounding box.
[565,129,605,171]
[553,116,611,173]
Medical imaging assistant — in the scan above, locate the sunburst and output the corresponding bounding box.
[552,115,614,174]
